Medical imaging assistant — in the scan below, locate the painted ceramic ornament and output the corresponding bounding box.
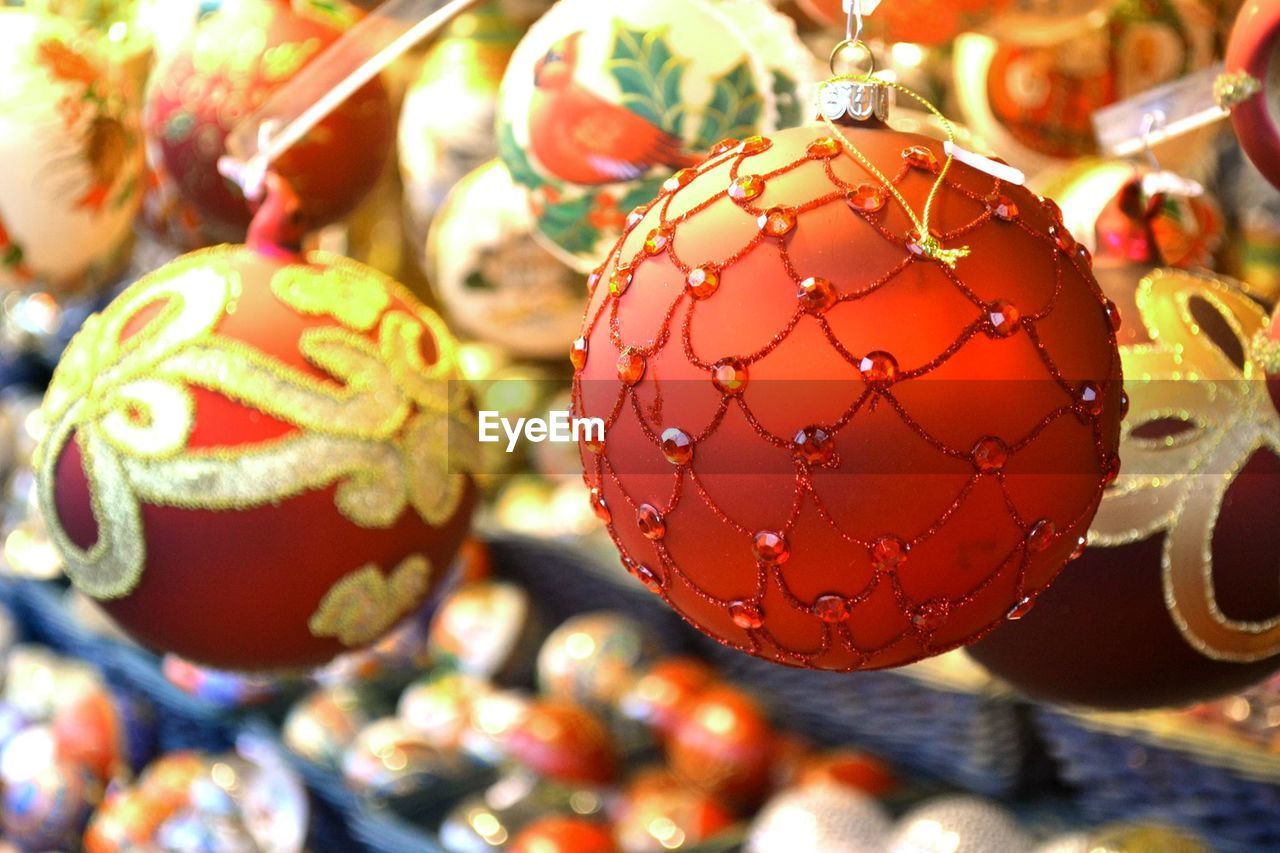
[498,0,815,271]
[971,269,1280,709]
[35,182,477,671]
[428,582,544,683]
[427,161,587,361]
[399,6,520,248]
[954,0,1218,170]
[573,116,1124,671]
[144,0,395,240]
[0,10,144,296]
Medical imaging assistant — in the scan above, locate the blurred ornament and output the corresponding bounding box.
[51,685,126,783]
[616,657,716,739]
[144,0,394,239]
[573,118,1123,670]
[84,786,173,853]
[983,1,1127,45]
[428,160,586,360]
[1081,823,1210,852]
[429,582,543,683]
[233,737,310,853]
[282,686,383,769]
[1210,125,1280,305]
[0,726,95,850]
[342,717,482,800]
[35,191,477,670]
[315,596,441,686]
[972,270,1280,708]
[399,672,492,751]
[796,0,1014,45]
[136,751,209,812]
[460,689,533,766]
[614,768,735,853]
[886,795,1032,853]
[0,10,144,295]
[954,0,1218,170]
[155,808,258,853]
[795,749,899,797]
[506,700,617,786]
[537,611,659,709]
[400,6,520,247]
[163,656,285,707]
[668,686,773,810]
[493,474,603,539]
[512,816,618,853]
[746,784,892,853]
[1225,0,1280,189]
[3,646,99,722]
[498,0,813,270]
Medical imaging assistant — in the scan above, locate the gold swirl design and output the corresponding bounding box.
[308,554,432,647]
[35,247,472,602]
[1091,269,1280,662]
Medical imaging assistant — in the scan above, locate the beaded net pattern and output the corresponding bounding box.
[571,123,1123,671]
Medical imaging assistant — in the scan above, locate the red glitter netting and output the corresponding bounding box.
[571,123,1124,672]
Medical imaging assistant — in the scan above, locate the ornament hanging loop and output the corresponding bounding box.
[830,0,874,76]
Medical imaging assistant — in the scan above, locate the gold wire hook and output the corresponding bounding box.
[829,0,874,77]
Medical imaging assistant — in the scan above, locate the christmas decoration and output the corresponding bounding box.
[616,657,717,738]
[427,160,587,361]
[954,0,1217,168]
[283,686,383,769]
[0,9,144,295]
[613,768,735,853]
[512,817,619,853]
[971,269,1280,709]
[536,612,658,710]
[399,5,520,248]
[887,796,1032,853]
[1224,0,1280,189]
[399,673,492,752]
[746,784,892,853]
[144,0,395,240]
[498,0,814,270]
[796,0,1014,46]
[572,113,1124,671]
[668,686,774,809]
[35,185,477,671]
[795,749,899,797]
[428,581,544,682]
[342,717,473,799]
[507,700,618,785]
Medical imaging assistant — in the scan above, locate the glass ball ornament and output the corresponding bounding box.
[283,686,384,770]
[34,185,477,671]
[497,0,815,270]
[746,784,892,853]
[572,120,1124,672]
[0,9,144,296]
[886,795,1033,853]
[536,611,660,710]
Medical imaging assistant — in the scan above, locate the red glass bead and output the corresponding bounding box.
[710,138,740,156]
[570,337,588,371]
[590,489,610,523]
[847,183,887,214]
[992,196,1019,222]
[617,351,646,385]
[1102,454,1121,487]
[758,206,798,238]
[663,169,697,193]
[987,301,1021,337]
[729,175,765,203]
[1070,535,1088,560]
[610,267,633,296]
[644,226,673,256]
[1026,519,1055,553]
[661,428,694,465]
[729,601,764,629]
[807,136,841,159]
[634,562,665,593]
[902,145,938,170]
[1077,382,1103,417]
[794,426,834,465]
[712,359,748,395]
[752,530,790,565]
[912,599,951,632]
[971,437,1009,473]
[870,536,907,571]
[741,135,772,155]
[798,276,835,313]
[687,266,720,300]
[813,594,850,623]
[626,208,647,231]
[859,352,898,385]
[1006,596,1036,621]
[1104,299,1122,333]
[637,504,666,540]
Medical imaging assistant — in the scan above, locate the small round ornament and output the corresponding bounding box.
[573,114,1124,671]
[616,657,717,738]
[398,672,493,751]
[972,269,1280,709]
[668,686,774,810]
[36,193,477,670]
[427,161,587,360]
[460,689,534,766]
[506,700,617,786]
[613,768,735,853]
[283,686,384,769]
[1225,0,1280,190]
[144,0,395,239]
[886,795,1032,853]
[498,0,814,270]
[0,9,144,295]
[84,787,173,853]
[746,784,892,853]
[0,727,95,851]
[50,685,126,783]
[536,611,659,709]
[512,816,618,853]
[429,581,543,683]
[399,7,520,246]
[795,750,899,798]
[342,717,479,800]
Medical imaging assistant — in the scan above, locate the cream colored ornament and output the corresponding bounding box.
[497,0,817,271]
[399,5,521,251]
[0,10,143,296]
[428,161,585,361]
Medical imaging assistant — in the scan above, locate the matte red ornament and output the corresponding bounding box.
[668,687,774,811]
[507,700,618,786]
[511,817,618,853]
[144,0,394,239]
[613,768,736,851]
[971,270,1280,709]
[572,124,1123,671]
[36,187,475,671]
[616,657,717,739]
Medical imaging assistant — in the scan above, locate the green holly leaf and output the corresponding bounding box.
[538,194,600,257]
[693,61,762,151]
[497,119,545,191]
[608,25,688,138]
[771,69,804,130]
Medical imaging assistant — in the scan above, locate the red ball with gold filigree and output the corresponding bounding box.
[34,193,475,671]
[571,120,1124,672]
[144,0,394,240]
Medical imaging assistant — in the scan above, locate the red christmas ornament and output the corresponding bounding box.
[971,270,1280,709]
[507,700,618,786]
[796,0,1011,46]
[796,750,899,798]
[667,686,774,811]
[572,118,1124,672]
[613,768,736,852]
[617,657,717,739]
[1225,0,1280,189]
[511,817,618,853]
[144,0,394,239]
[35,180,476,671]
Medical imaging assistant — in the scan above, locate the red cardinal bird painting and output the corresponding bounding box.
[529,32,699,185]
